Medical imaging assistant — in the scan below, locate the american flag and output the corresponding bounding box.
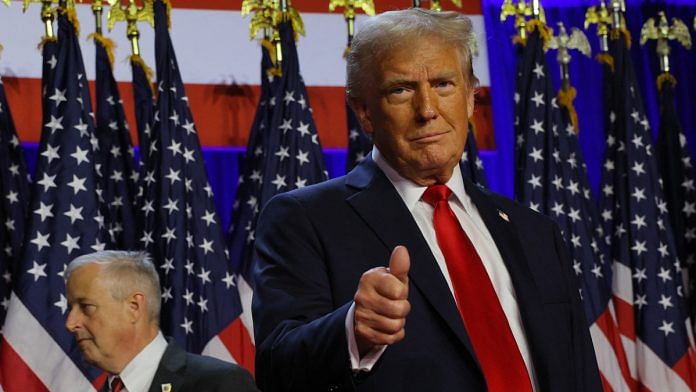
[513,35,527,198]
[130,53,155,222]
[92,33,139,249]
[598,32,696,390]
[130,54,154,172]
[345,103,371,172]
[138,0,243,361]
[461,124,488,187]
[0,65,30,329]
[226,44,277,371]
[655,77,696,329]
[515,25,632,390]
[228,45,276,283]
[0,11,108,391]
[227,17,328,370]
[255,21,328,208]
[0,2,493,162]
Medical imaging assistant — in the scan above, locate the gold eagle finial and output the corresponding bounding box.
[500,0,532,43]
[549,22,592,62]
[106,0,154,57]
[640,11,691,75]
[429,0,462,12]
[329,0,375,58]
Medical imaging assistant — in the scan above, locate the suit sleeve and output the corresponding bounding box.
[552,223,603,391]
[215,366,260,392]
[252,193,356,392]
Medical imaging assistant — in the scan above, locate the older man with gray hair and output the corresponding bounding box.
[252,7,600,392]
[65,251,258,392]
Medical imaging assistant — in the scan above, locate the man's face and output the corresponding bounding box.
[65,264,134,373]
[352,36,474,185]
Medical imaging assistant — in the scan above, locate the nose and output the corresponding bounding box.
[414,86,438,122]
[65,307,80,332]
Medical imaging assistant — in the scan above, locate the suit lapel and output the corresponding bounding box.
[345,159,476,359]
[149,340,186,392]
[462,177,545,349]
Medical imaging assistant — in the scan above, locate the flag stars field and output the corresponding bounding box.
[26,261,47,282]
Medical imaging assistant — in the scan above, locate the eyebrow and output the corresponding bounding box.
[382,71,460,88]
[381,78,417,90]
[430,71,459,81]
[67,295,88,305]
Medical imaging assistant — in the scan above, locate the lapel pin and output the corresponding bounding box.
[498,210,509,222]
[161,384,172,392]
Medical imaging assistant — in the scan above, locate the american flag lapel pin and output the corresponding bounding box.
[161,384,172,392]
[498,210,509,222]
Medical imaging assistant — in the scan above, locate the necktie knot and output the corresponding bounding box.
[422,184,452,206]
[110,376,124,392]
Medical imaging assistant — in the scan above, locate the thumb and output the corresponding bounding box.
[389,245,410,283]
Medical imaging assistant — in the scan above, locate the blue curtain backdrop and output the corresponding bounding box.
[20,0,696,233]
[483,0,696,198]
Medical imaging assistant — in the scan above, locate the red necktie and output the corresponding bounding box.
[110,376,124,392]
[422,184,533,392]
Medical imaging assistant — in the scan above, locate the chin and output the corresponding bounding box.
[416,152,459,172]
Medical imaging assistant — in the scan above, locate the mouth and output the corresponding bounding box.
[410,130,448,144]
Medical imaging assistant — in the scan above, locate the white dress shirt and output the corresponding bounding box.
[107,331,168,392]
[345,148,538,390]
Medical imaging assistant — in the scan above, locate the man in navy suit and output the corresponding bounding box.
[64,250,258,392]
[253,8,601,392]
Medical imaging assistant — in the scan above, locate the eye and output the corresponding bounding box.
[389,86,408,95]
[435,80,454,89]
[80,303,97,316]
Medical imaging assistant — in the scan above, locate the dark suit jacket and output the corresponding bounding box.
[146,340,259,392]
[253,158,601,392]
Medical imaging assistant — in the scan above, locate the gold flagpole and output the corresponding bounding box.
[328,0,375,58]
[107,0,154,58]
[23,0,58,40]
[549,22,591,132]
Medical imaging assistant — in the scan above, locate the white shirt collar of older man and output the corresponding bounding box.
[371,147,472,214]
[108,331,168,392]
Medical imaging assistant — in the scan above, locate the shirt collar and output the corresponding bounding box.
[113,331,168,392]
[371,147,473,213]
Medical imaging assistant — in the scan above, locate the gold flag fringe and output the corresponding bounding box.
[657,72,677,92]
[610,27,632,48]
[162,0,172,30]
[56,6,81,37]
[88,33,117,67]
[261,39,276,65]
[558,86,579,134]
[512,35,526,46]
[527,19,552,51]
[130,54,156,96]
[595,52,615,73]
[37,36,58,50]
[260,38,282,77]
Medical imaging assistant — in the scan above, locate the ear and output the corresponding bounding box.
[467,88,476,118]
[348,97,375,136]
[126,292,146,323]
